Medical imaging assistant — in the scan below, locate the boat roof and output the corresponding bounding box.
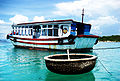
[16,19,78,25]
[14,19,91,26]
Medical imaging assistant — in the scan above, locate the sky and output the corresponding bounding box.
[0,0,120,36]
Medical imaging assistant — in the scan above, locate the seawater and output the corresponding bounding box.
[0,38,120,81]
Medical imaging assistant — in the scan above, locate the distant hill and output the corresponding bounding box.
[98,35,120,42]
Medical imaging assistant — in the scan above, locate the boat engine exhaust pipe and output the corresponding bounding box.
[82,8,84,23]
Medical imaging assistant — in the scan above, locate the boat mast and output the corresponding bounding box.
[82,8,84,23]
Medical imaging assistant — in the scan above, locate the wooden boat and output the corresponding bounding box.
[7,19,99,51]
[44,53,97,74]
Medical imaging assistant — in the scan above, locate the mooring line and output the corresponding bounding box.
[93,51,113,76]
[98,59,112,76]
[93,46,120,75]
[93,47,120,50]
[93,46,119,75]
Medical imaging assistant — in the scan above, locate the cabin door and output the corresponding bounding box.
[33,25,41,38]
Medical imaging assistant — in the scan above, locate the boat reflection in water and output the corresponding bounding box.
[45,71,95,81]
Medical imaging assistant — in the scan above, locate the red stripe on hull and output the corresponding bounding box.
[10,39,74,45]
[10,35,99,41]
[10,36,68,41]
[77,35,99,38]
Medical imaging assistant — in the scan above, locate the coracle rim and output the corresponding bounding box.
[44,54,97,61]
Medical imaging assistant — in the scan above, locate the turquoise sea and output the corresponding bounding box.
[0,34,120,81]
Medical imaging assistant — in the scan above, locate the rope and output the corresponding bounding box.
[98,59,112,76]
[92,47,117,76]
[94,52,112,76]
[93,47,120,50]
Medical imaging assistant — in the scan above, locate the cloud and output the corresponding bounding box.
[9,15,47,24]
[33,16,45,22]
[0,20,5,24]
[0,20,11,25]
[89,16,119,35]
[0,24,11,34]
[53,0,120,17]
[53,0,120,35]
[89,16,119,26]
[9,14,28,24]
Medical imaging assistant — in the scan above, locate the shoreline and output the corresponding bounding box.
[98,41,120,42]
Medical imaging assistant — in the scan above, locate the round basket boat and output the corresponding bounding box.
[44,54,97,74]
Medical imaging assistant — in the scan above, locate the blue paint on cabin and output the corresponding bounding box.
[70,23,76,36]
[71,23,76,30]
[84,24,91,35]
[72,22,91,35]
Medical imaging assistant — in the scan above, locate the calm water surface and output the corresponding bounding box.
[0,39,120,81]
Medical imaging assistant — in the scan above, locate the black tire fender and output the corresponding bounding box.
[68,35,75,43]
[6,35,9,39]
[58,39,63,45]
[13,37,17,42]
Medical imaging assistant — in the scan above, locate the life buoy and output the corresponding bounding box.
[63,28,68,34]
[68,35,75,43]
[58,39,63,45]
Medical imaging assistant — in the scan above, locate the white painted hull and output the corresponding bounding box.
[10,36,97,51]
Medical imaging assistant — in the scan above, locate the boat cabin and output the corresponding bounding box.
[11,19,91,38]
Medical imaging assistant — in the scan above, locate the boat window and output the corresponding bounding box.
[53,29,58,36]
[31,29,33,35]
[28,26,32,35]
[53,25,59,36]
[48,29,52,36]
[25,28,27,35]
[25,26,28,28]
[39,29,41,34]
[70,23,76,36]
[43,25,47,28]
[25,26,28,35]
[42,29,47,36]
[29,26,32,28]
[84,24,91,35]
[54,25,59,28]
[48,25,52,28]
[41,24,59,36]
[33,25,41,32]
[21,26,24,35]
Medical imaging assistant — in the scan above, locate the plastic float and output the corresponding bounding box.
[44,49,97,74]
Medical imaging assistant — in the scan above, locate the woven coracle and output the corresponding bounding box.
[44,54,97,74]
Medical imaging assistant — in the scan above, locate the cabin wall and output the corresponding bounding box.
[11,23,72,38]
[11,21,91,39]
[76,23,91,35]
[70,23,77,36]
